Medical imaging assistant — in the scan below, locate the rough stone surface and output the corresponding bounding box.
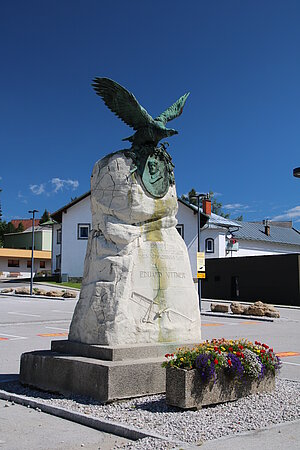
[69,151,201,346]
[244,301,280,318]
[211,303,229,313]
[1,288,14,293]
[45,290,63,297]
[166,367,275,409]
[33,288,48,296]
[15,287,30,295]
[230,302,247,315]
[62,290,77,298]
[230,301,280,318]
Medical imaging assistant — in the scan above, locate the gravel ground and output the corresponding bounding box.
[1,379,299,449]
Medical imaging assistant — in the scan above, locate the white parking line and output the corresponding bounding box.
[282,362,300,366]
[45,326,69,331]
[7,312,41,317]
[0,332,27,340]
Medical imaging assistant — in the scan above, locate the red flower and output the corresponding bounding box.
[270,348,273,352]
[214,358,219,365]
[241,353,244,358]
[239,345,244,350]
[171,354,174,357]
[262,344,269,349]
[229,347,233,352]
[218,350,221,354]
[236,352,241,357]
[261,349,266,354]
[165,354,170,358]
[228,359,232,366]
[214,346,218,351]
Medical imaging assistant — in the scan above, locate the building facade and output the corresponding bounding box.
[50,192,300,280]
[0,248,51,278]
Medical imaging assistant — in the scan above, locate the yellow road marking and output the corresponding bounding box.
[0,337,8,341]
[276,352,300,358]
[202,323,224,327]
[241,321,261,325]
[38,332,68,337]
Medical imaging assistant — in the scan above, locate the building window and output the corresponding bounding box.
[40,260,46,269]
[8,259,19,267]
[78,223,90,240]
[176,224,184,239]
[205,238,214,253]
[57,229,62,244]
[27,260,32,268]
[56,254,61,271]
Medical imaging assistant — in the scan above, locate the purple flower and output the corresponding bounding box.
[195,354,216,382]
[226,353,244,379]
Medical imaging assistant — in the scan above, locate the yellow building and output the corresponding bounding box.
[0,248,51,278]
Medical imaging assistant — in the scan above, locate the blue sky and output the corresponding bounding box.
[1,0,299,225]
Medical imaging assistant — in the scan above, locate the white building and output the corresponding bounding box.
[51,192,300,279]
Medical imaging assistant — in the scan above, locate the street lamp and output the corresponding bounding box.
[293,167,300,178]
[28,209,39,295]
[190,193,208,312]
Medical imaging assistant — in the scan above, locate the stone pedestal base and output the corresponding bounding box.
[19,340,194,403]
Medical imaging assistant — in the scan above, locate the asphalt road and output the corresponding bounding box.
[0,281,299,381]
[0,282,76,379]
[0,399,131,450]
[0,281,299,450]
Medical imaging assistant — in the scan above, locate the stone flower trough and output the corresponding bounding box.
[166,367,275,410]
[164,338,281,410]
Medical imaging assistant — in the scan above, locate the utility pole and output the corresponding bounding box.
[28,209,39,295]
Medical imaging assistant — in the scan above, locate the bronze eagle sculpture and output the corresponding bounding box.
[92,77,189,147]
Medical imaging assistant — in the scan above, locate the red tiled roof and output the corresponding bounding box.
[11,219,40,230]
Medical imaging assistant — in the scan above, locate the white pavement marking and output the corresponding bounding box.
[0,333,27,340]
[51,310,73,313]
[282,362,300,366]
[7,312,41,317]
[45,326,69,331]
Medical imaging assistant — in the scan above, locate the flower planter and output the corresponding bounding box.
[166,366,275,410]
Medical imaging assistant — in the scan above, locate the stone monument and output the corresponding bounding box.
[20,78,201,402]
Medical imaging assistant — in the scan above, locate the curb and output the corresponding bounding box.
[35,282,80,291]
[201,311,274,322]
[0,389,193,449]
[203,298,300,310]
[0,292,78,301]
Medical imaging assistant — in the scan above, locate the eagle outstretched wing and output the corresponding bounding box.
[156,92,190,125]
[92,78,155,131]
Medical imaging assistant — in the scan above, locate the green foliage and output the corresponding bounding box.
[0,221,7,247]
[235,214,243,221]
[162,338,282,381]
[40,209,50,224]
[5,222,16,234]
[47,281,81,289]
[16,222,25,232]
[181,188,230,218]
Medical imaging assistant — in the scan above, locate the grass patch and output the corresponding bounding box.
[46,281,81,290]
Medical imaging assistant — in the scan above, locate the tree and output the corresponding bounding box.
[40,209,50,224]
[16,222,25,232]
[181,188,230,218]
[6,222,16,234]
[0,188,2,222]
